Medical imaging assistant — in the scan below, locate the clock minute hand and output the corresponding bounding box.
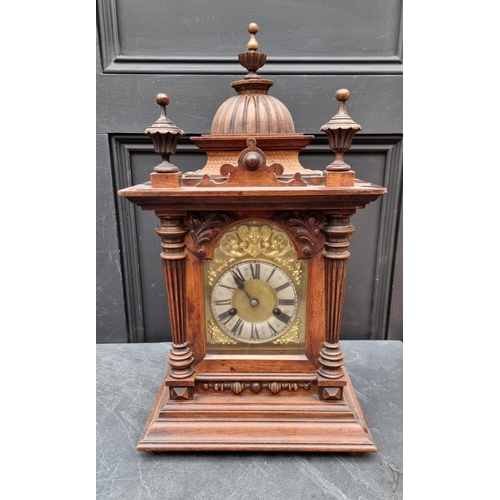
[232,273,251,297]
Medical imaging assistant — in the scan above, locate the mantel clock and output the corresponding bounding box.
[118,24,387,452]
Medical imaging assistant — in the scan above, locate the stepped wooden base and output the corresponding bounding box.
[137,370,376,452]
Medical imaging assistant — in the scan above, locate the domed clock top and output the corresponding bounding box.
[211,23,295,135]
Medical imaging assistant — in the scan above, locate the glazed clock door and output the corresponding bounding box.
[203,220,308,353]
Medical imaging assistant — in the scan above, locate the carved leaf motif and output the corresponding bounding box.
[186,212,231,257]
[276,211,324,256]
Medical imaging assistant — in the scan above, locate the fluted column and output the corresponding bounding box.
[318,212,355,379]
[156,215,194,379]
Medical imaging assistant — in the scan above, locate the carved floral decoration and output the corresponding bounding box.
[185,212,232,258]
[275,211,324,257]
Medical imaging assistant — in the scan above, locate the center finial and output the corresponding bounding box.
[238,22,267,79]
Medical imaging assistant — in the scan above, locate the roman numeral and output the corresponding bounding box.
[230,268,245,282]
[275,312,291,324]
[265,268,276,282]
[231,318,244,335]
[218,310,233,324]
[250,263,261,279]
[267,321,278,336]
[250,323,259,340]
[274,282,291,292]
[278,298,295,306]
[215,299,232,306]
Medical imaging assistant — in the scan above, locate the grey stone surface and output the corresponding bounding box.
[96,341,403,499]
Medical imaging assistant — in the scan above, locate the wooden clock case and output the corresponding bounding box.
[118,24,387,452]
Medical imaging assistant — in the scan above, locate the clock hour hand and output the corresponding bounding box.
[231,272,259,307]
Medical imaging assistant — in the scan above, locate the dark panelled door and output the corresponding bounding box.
[96,0,403,343]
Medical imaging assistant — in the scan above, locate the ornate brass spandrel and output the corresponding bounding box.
[206,257,236,286]
[272,318,301,345]
[207,319,238,345]
[274,257,302,285]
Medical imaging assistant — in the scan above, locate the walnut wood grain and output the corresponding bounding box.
[194,355,317,374]
[197,137,308,188]
[184,232,206,365]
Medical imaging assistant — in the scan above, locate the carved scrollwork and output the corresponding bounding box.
[185,212,232,258]
[275,211,325,257]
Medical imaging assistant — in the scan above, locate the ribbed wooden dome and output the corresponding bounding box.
[211,91,296,135]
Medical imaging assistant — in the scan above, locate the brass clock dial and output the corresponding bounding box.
[203,219,307,351]
[211,260,298,344]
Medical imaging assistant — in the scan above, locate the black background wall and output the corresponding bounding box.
[96,0,403,343]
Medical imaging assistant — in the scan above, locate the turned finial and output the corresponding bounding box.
[238,22,267,79]
[156,92,170,107]
[334,89,350,114]
[144,93,185,173]
[247,23,259,51]
[320,89,362,171]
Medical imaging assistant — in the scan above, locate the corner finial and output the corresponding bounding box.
[320,89,362,171]
[144,93,185,173]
